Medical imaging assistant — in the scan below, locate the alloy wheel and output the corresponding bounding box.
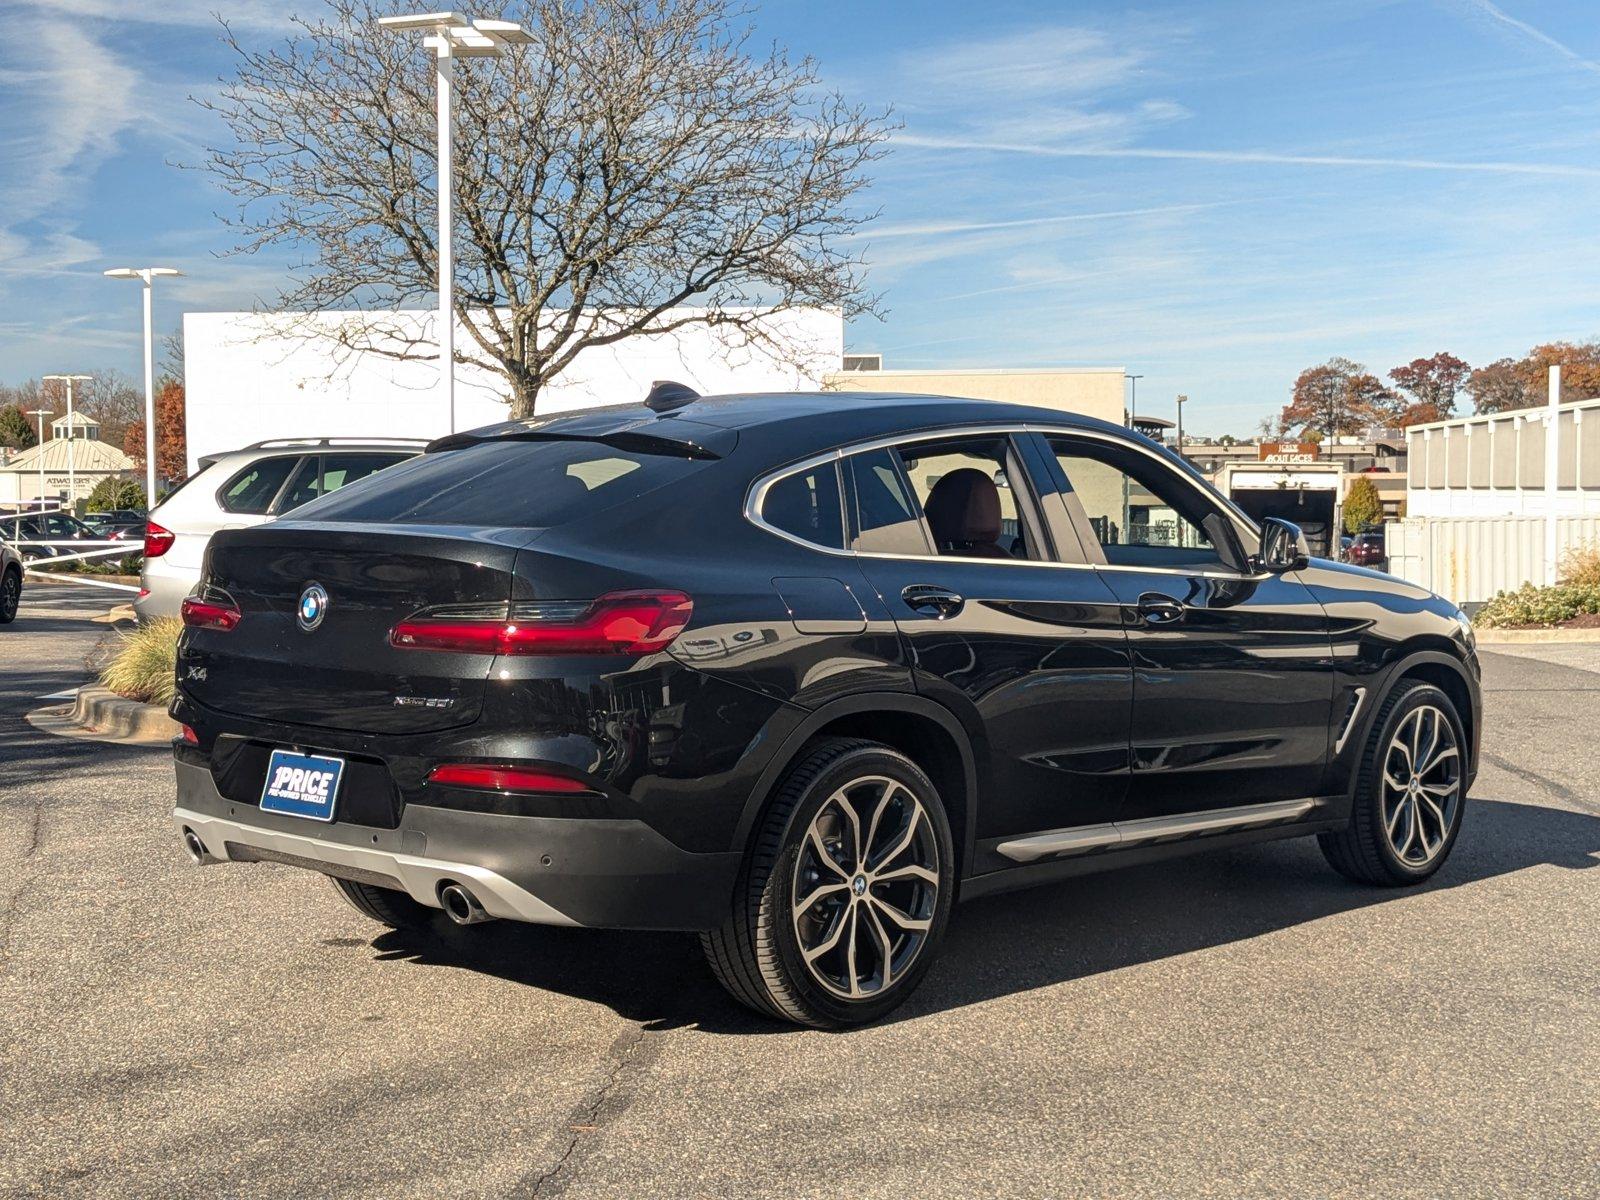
[1,572,17,619]
[1380,704,1461,867]
[790,775,940,1000]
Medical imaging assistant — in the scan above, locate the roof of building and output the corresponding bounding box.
[51,411,99,430]
[0,436,134,474]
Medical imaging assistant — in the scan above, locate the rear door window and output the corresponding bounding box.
[287,438,716,527]
[845,448,930,555]
[219,455,301,514]
[273,452,413,514]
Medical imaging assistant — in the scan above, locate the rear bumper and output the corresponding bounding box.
[172,759,741,931]
[136,561,196,622]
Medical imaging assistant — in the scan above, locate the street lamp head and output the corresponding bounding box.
[104,266,183,281]
[42,374,93,383]
[378,10,529,55]
[377,11,461,30]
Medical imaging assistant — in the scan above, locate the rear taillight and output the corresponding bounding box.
[180,724,200,745]
[144,521,175,558]
[181,594,240,631]
[427,765,597,794]
[391,590,692,656]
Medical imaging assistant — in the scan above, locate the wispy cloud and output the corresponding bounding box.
[1450,0,1600,77]
[898,26,1150,99]
[894,133,1600,178]
[868,200,1248,240]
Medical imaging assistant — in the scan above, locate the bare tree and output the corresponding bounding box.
[199,0,891,418]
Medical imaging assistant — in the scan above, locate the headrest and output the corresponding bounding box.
[924,467,1001,546]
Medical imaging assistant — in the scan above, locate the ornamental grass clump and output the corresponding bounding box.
[99,618,181,705]
[1559,541,1600,589]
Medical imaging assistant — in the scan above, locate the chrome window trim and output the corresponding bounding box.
[744,423,1269,581]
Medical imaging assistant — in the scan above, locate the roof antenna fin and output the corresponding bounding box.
[645,380,700,413]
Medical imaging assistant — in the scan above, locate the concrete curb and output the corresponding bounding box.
[1474,626,1600,644]
[26,684,177,747]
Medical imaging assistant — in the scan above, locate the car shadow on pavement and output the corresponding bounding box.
[366,795,1599,1034]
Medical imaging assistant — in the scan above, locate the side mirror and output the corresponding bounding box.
[1258,517,1310,573]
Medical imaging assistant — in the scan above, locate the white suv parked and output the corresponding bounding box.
[135,439,423,622]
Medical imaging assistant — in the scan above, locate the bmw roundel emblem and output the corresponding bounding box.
[297,583,329,632]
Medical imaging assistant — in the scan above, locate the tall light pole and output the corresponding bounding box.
[377,12,530,434]
[26,409,49,511]
[105,267,181,506]
[1175,394,1187,459]
[1126,373,1145,427]
[42,374,91,510]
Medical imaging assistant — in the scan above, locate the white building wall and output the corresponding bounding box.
[183,307,843,472]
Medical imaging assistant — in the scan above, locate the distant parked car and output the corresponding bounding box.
[2,511,101,561]
[84,512,147,540]
[136,439,425,622]
[0,535,20,624]
[1345,531,1387,570]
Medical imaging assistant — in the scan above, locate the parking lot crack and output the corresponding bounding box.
[516,1022,659,1199]
[0,798,44,967]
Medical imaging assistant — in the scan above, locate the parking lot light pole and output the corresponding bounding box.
[104,267,182,505]
[42,375,91,510]
[376,12,531,435]
[1176,393,1187,459]
[26,408,49,511]
[1126,373,1144,427]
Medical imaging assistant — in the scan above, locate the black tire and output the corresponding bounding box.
[701,737,956,1028]
[1319,682,1467,886]
[0,566,19,625]
[329,876,435,929]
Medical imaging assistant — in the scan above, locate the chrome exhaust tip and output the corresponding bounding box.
[182,828,211,864]
[438,881,492,925]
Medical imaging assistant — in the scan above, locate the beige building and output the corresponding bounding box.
[0,412,137,507]
[823,366,1126,427]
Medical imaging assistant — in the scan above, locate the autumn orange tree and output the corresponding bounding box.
[1389,352,1468,425]
[1280,358,1400,439]
[1468,340,1600,413]
[124,379,187,484]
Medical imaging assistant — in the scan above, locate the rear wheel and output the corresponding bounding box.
[702,738,955,1028]
[0,566,19,624]
[1320,682,1466,886]
[329,877,434,929]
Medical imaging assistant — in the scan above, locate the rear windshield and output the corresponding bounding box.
[286,438,714,528]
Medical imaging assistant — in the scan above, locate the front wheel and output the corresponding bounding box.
[0,567,19,624]
[702,738,955,1028]
[1320,682,1467,886]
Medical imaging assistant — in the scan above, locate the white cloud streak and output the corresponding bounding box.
[894,133,1600,178]
[868,200,1247,240]
[1454,0,1600,77]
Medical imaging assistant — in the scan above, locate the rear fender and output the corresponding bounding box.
[730,692,980,879]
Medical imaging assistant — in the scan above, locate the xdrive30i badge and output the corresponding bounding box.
[297,583,329,632]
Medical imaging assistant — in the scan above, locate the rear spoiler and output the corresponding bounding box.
[426,427,731,460]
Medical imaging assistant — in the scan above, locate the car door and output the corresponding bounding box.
[1039,431,1336,821]
[842,431,1131,850]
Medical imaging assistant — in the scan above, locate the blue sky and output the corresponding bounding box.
[2,0,1599,434]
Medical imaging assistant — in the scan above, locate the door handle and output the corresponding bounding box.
[1136,593,1186,625]
[901,584,964,619]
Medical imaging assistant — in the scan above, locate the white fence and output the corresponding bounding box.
[1385,515,1600,605]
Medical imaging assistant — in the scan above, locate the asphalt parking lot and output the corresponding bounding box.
[2,583,1597,1199]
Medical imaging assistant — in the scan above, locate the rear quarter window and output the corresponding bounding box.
[286,439,714,528]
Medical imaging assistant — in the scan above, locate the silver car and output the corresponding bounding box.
[136,438,423,622]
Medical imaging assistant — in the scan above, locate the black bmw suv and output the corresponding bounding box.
[172,389,1480,1027]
